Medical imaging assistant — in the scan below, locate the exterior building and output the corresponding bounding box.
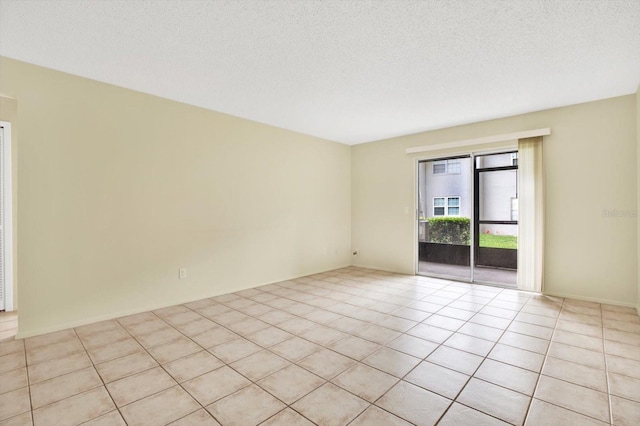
[418,153,518,241]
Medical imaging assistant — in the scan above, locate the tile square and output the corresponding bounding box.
[206,384,286,426]
[457,322,504,342]
[427,346,483,375]
[363,347,421,378]
[227,317,270,336]
[230,350,290,381]
[121,319,170,337]
[332,363,398,402]
[386,334,438,358]
[135,327,183,349]
[175,318,218,336]
[26,338,85,365]
[299,326,348,346]
[209,338,261,363]
[297,348,355,379]
[407,323,454,343]
[182,366,250,406]
[292,382,368,426]
[25,329,76,351]
[80,410,127,426]
[257,364,325,404]
[390,307,431,322]
[327,316,370,334]
[278,318,319,335]
[507,322,553,341]
[191,327,239,349]
[500,331,549,354]
[32,387,115,426]
[405,361,469,399]
[106,366,177,407]
[547,342,605,370]
[302,309,342,324]
[350,405,412,426]
[119,386,199,426]
[147,336,202,364]
[357,324,402,345]
[329,335,380,360]
[0,367,27,395]
[270,337,322,362]
[605,340,640,361]
[611,395,640,426]
[514,312,557,328]
[439,403,510,426]
[375,315,419,332]
[0,387,31,422]
[469,313,511,330]
[488,343,545,372]
[87,338,144,365]
[444,333,495,357]
[542,357,607,392]
[423,314,466,331]
[0,340,24,357]
[245,326,293,347]
[475,359,538,396]
[30,367,102,409]
[260,408,314,426]
[257,310,297,325]
[437,307,476,321]
[167,409,221,425]
[95,351,158,383]
[376,380,451,425]
[458,378,530,425]
[609,372,640,402]
[77,327,130,349]
[27,351,93,384]
[534,375,609,423]
[556,320,602,338]
[163,351,224,383]
[607,354,640,380]
[553,329,603,352]
[525,399,607,426]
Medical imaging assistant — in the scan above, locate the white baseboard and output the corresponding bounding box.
[16,263,353,339]
[543,291,638,309]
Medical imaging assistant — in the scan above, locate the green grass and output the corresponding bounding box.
[479,233,517,249]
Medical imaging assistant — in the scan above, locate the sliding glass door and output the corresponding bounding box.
[417,151,518,287]
[417,156,472,281]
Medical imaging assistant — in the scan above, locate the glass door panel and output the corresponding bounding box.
[417,156,472,281]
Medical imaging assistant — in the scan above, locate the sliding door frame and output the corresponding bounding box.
[414,147,518,287]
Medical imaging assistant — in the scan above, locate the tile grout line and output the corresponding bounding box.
[520,296,565,425]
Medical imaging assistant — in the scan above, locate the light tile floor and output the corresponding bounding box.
[1,267,639,425]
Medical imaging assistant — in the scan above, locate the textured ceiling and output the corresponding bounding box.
[1,0,639,144]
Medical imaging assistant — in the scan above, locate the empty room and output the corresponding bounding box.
[0,1,639,425]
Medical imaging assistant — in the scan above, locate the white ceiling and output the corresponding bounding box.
[1,0,639,145]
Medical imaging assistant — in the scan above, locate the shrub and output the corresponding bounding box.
[426,217,470,245]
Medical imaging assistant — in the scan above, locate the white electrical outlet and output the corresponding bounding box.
[179,268,187,279]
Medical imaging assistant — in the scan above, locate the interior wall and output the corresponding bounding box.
[352,95,638,306]
[0,96,18,310]
[0,57,352,338]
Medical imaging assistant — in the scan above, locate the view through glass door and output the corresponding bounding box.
[417,152,518,287]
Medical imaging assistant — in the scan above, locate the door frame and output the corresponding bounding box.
[414,147,518,287]
[0,121,14,311]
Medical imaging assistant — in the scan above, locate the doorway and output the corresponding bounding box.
[417,151,518,287]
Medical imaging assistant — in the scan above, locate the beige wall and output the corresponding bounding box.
[352,95,638,306]
[0,96,18,309]
[0,57,352,338]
